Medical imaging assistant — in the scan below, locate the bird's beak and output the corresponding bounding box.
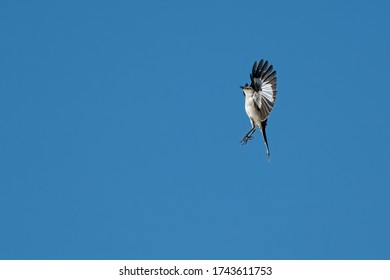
[240,86,244,89]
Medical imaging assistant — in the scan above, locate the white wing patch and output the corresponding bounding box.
[260,82,274,102]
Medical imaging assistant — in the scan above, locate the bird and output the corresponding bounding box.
[240,59,277,161]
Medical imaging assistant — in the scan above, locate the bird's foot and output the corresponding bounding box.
[240,135,254,145]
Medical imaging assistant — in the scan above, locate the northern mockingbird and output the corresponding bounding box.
[240,59,277,161]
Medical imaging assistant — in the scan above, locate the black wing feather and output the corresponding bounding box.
[262,65,273,79]
[265,70,276,82]
[259,60,268,74]
[257,59,264,73]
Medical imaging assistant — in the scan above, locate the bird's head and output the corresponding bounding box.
[240,83,254,97]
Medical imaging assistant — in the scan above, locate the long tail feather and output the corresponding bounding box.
[260,121,271,161]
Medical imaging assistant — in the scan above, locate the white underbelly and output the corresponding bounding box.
[245,98,262,126]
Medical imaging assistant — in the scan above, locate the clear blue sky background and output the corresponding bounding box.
[1,0,389,260]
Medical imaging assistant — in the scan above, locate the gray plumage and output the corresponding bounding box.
[240,59,277,160]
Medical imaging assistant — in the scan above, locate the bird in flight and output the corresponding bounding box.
[240,59,277,161]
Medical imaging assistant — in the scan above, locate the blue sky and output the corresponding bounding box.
[0,0,389,259]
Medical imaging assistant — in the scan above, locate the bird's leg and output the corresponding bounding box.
[240,127,256,145]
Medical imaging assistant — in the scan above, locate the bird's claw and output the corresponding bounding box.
[240,135,253,145]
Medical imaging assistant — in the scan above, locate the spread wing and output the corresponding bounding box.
[250,60,277,121]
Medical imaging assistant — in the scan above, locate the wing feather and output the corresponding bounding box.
[248,59,277,121]
[259,60,268,73]
[257,59,264,73]
[261,65,273,79]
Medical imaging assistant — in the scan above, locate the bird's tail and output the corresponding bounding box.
[260,120,271,161]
